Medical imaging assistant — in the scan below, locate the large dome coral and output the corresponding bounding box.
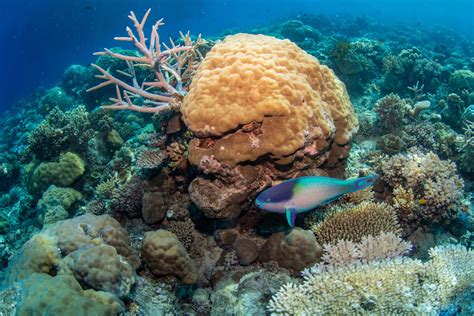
[182,33,358,167]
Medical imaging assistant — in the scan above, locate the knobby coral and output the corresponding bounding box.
[183,33,358,167]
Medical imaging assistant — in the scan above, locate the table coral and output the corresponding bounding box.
[141,229,199,284]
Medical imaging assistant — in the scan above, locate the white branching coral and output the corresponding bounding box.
[268,245,474,315]
[87,9,204,113]
[321,232,412,267]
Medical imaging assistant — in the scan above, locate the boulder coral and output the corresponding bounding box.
[4,214,140,298]
[182,33,358,168]
[26,152,86,195]
[17,273,124,315]
[259,228,323,272]
[182,34,358,218]
[141,230,199,284]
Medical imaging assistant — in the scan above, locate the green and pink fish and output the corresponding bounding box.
[255,175,378,227]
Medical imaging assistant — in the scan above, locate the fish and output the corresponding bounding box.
[255,174,378,227]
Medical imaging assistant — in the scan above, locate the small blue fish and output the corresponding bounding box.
[255,175,378,227]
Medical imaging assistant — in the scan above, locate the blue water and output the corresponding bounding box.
[0,0,473,111]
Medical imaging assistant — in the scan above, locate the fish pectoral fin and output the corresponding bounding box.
[285,208,297,227]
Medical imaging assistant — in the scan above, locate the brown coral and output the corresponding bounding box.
[58,244,135,298]
[311,201,401,245]
[44,214,140,269]
[182,33,358,168]
[259,228,323,272]
[141,230,199,284]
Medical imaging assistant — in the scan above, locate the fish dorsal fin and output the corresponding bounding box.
[286,208,297,227]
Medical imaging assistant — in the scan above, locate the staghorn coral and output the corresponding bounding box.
[310,201,401,245]
[321,232,412,267]
[380,151,464,225]
[268,245,474,315]
[87,9,204,113]
[141,230,199,284]
[183,33,358,168]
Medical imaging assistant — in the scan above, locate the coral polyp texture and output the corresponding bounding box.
[182,33,358,167]
[268,245,474,315]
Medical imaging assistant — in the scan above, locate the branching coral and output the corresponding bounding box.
[374,93,407,132]
[321,232,412,267]
[380,151,464,225]
[268,245,474,315]
[87,9,204,113]
[310,201,401,245]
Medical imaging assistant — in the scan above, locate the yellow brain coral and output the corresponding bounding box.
[182,33,358,167]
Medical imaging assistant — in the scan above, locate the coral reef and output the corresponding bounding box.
[182,33,358,217]
[1,7,473,315]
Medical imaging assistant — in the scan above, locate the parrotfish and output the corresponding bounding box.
[255,175,378,227]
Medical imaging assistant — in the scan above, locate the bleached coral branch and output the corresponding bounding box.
[87,8,204,113]
[321,232,412,267]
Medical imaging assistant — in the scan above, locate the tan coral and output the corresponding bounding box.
[44,214,140,269]
[311,201,401,245]
[141,230,199,284]
[182,33,358,167]
[58,244,135,298]
[5,234,61,284]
